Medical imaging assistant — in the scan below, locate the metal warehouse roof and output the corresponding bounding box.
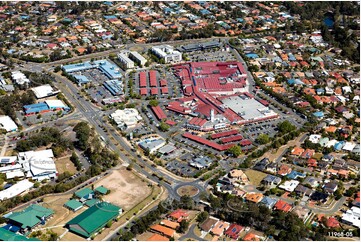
[211,129,238,139]
[7,204,54,229]
[75,187,94,199]
[85,199,100,207]
[23,102,49,114]
[94,186,108,195]
[0,228,39,241]
[0,115,18,132]
[64,199,83,211]
[66,202,121,238]
[182,132,234,151]
[151,106,167,120]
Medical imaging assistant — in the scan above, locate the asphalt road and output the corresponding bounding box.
[50,70,206,203]
[179,224,205,241]
[19,36,232,72]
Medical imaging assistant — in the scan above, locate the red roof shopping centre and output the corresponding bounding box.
[166,62,278,130]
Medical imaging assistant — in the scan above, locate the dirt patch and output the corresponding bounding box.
[177,185,199,197]
[94,168,151,211]
[55,156,77,175]
[136,231,154,241]
[244,170,267,186]
[60,231,85,241]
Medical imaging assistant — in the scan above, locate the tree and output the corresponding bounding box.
[177,220,189,233]
[73,122,91,150]
[179,196,194,209]
[227,145,242,157]
[159,122,170,132]
[277,120,296,134]
[256,134,270,144]
[149,100,159,107]
[196,211,209,223]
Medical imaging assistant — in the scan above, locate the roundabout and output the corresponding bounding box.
[176,185,200,197]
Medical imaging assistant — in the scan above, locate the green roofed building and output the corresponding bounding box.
[85,199,100,207]
[94,186,108,195]
[0,228,40,241]
[64,200,83,212]
[74,187,94,200]
[66,202,122,238]
[6,204,54,233]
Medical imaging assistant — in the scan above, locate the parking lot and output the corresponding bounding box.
[185,48,236,62]
[165,151,214,177]
[128,125,154,138]
[79,68,116,102]
[161,147,186,160]
[240,118,281,142]
[16,110,63,128]
[133,68,181,99]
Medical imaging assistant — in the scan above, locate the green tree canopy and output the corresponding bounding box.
[227,145,242,157]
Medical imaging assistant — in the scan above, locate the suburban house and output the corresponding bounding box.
[262,174,282,186]
[323,182,338,194]
[200,217,220,233]
[228,169,248,183]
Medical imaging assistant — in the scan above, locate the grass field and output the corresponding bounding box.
[177,185,199,197]
[244,170,268,186]
[55,156,77,175]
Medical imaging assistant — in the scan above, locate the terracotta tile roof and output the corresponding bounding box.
[168,209,188,222]
[274,200,292,212]
[326,217,340,228]
[243,233,260,241]
[211,221,230,236]
[160,220,180,230]
[147,233,169,241]
[245,193,264,203]
[150,224,175,238]
[291,147,304,156]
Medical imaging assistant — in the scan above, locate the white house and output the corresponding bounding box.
[341,207,360,228]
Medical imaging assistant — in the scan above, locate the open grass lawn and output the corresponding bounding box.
[244,170,268,186]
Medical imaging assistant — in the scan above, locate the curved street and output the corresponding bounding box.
[178,224,206,241]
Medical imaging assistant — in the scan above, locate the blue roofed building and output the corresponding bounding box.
[236,18,244,23]
[316,88,325,95]
[246,53,259,59]
[72,75,91,85]
[23,103,49,115]
[62,62,96,73]
[24,100,69,116]
[313,111,324,119]
[260,196,278,209]
[94,60,122,79]
[104,15,117,20]
[334,141,345,151]
[288,54,296,61]
[62,60,122,79]
[200,9,211,16]
[287,170,306,180]
[103,80,123,96]
[287,78,304,85]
